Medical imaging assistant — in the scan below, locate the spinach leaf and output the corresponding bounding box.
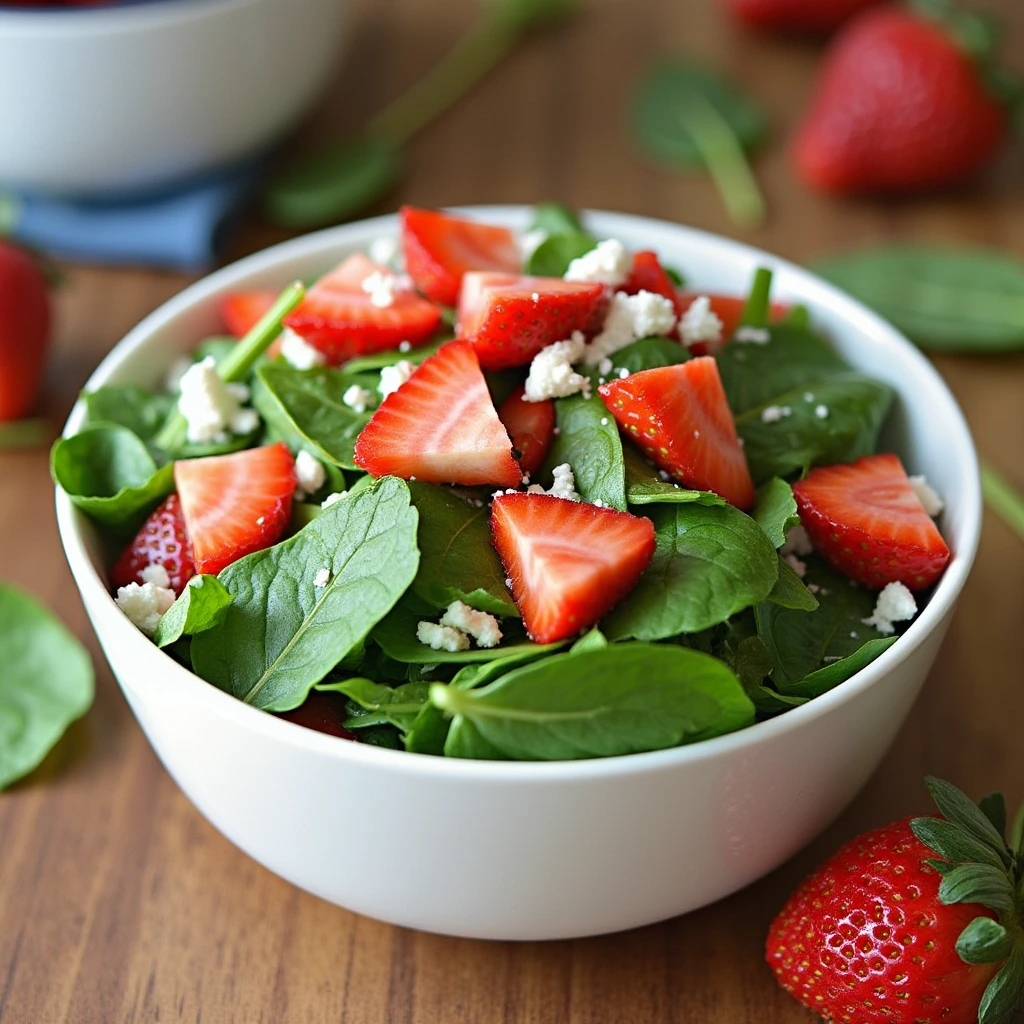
[318,678,429,733]
[342,337,450,374]
[603,502,778,639]
[190,477,419,711]
[528,201,588,236]
[813,247,1024,353]
[752,478,799,549]
[0,585,94,790]
[50,423,174,533]
[526,233,598,276]
[766,556,819,611]
[581,337,690,393]
[81,386,175,445]
[779,637,897,699]
[569,628,608,654]
[623,445,726,507]
[153,575,233,649]
[435,643,754,760]
[407,481,518,616]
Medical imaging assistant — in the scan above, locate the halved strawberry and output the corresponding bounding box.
[490,493,656,644]
[793,453,950,590]
[109,493,196,596]
[622,251,685,314]
[275,691,357,741]
[174,442,296,576]
[353,340,521,488]
[497,385,555,477]
[220,290,277,339]
[401,206,521,307]
[457,272,606,370]
[283,253,442,365]
[676,293,791,355]
[599,357,755,509]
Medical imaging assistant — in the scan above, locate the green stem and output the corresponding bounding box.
[739,267,774,329]
[0,417,49,450]
[676,94,767,230]
[981,459,1024,543]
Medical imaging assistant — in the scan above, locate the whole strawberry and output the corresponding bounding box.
[726,0,884,36]
[0,240,51,422]
[792,4,1011,194]
[767,778,1024,1023]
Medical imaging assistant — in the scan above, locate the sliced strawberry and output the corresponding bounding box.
[275,691,357,741]
[793,453,950,590]
[284,253,442,365]
[354,340,520,488]
[490,493,656,644]
[599,357,755,509]
[174,442,296,576]
[401,206,521,307]
[622,251,685,314]
[676,293,791,355]
[219,290,277,339]
[497,385,555,477]
[457,272,606,370]
[109,494,196,596]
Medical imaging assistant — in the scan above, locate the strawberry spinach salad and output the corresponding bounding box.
[53,203,952,760]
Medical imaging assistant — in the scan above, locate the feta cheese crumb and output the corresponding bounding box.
[815,404,829,420]
[368,236,401,268]
[909,475,945,517]
[678,295,724,350]
[549,463,581,501]
[177,356,260,444]
[342,383,374,414]
[321,491,348,508]
[564,238,632,287]
[523,331,590,401]
[398,340,412,353]
[314,567,331,588]
[600,417,609,426]
[734,326,771,345]
[584,290,677,365]
[416,621,471,653]
[440,600,503,648]
[862,581,918,635]
[280,327,327,370]
[781,524,813,557]
[141,563,171,589]
[378,359,416,399]
[783,553,808,578]
[294,450,326,501]
[115,581,176,636]
[361,270,398,308]
[803,392,815,402]
[760,404,791,424]
[598,357,613,376]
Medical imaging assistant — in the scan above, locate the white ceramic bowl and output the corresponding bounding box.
[56,208,981,940]
[0,0,348,196]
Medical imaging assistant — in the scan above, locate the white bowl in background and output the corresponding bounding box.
[55,209,981,940]
[0,0,348,196]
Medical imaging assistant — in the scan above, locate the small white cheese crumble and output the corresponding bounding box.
[177,356,260,444]
[141,563,171,589]
[115,581,176,637]
[783,553,808,578]
[492,488,518,500]
[531,291,540,302]
[564,238,632,287]
[321,491,348,508]
[398,340,412,353]
[294,450,326,501]
[781,524,813,557]
[361,270,398,308]
[416,621,470,653]
[598,357,613,376]
[549,463,580,501]
[909,475,945,517]
[760,405,791,424]
[815,405,829,420]
[368,236,401,268]
[734,326,771,345]
[803,392,815,402]
[440,600,502,649]
[280,327,327,370]
[314,567,331,588]
[378,359,416,399]
[523,331,590,401]
[600,417,609,426]
[342,384,374,414]
[678,295,724,350]
[862,581,918,635]
[617,367,630,379]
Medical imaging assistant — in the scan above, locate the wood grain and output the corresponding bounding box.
[2,0,1022,1020]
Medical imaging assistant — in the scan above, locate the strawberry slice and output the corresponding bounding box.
[599,357,755,509]
[283,253,442,365]
[792,453,950,590]
[401,206,521,307]
[457,272,607,370]
[174,442,296,576]
[109,494,196,596]
[275,691,358,741]
[677,292,791,355]
[497,385,555,477]
[220,290,277,339]
[353,340,521,488]
[622,251,685,314]
[490,493,656,644]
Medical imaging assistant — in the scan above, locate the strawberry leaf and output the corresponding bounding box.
[911,817,1009,871]
[978,943,1024,1024]
[956,917,1013,965]
[1012,800,1024,857]
[937,863,1016,915]
[925,776,1012,865]
[980,792,1008,843]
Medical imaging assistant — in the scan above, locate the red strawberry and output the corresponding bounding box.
[401,206,521,307]
[496,386,555,477]
[109,494,196,596]
[622,251,685,314]
[792,8,1008,194]
[767,777,1023,1024]
[457,272,606,370]
[219,290,277,339]
[284,253,442,364]
[354,340,521,488]
[0,241,51,422]
[174,442,296,576]
[490,493,656,644]
[727,0,883,35]
[598,357,755,509]
[793,453,950,590]
[275,690,357,741]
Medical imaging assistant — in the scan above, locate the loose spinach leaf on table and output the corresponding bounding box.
[752,478,799,549]
[153,575,233,649]
[434,642,755,760]
[190,477,419,711]
[0,584,94,790]
[603,501,778,639]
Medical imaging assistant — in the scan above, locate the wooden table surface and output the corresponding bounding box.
[2,0,1023,1020]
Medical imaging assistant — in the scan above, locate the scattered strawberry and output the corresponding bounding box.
[275,690,357,741]
[0,240,51,422]
[496,386,555,477]
[109,494,196,596]
[622,251,685,315]
[354,340,521,488]
[767,777,1024,1024]
[220,290,277,339]
[174,442,296,576]
[792,7,1008,194]
[793,453,950,590]
[401,206,521,307]
[598,357,755,509]
[283,252,442,364]
[490,493,656,644]
[457,272,606,370]
[726,0,884,35]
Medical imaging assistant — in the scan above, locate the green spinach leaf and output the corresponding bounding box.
[778,637,897,699]
[526,233,599,277]
[528,202,588,236]
[623,445,726,507]
[153,575,233,649]
[342,337,450,375]
[81,386,175,445]
[766,555,819,611]
[752,478,799,549]
[318,678,429,733]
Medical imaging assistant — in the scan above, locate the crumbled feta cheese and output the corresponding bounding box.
[564,239,632,287]
[678,295,723,350]
[815,405,829,420]
[294,450,326,501]
[141,563,171,589]
[280,327,327,370]
[378,359,416,399]
[523,331,590,401]
[416,621,470,653]
[342,384,374,414]
[862,581,917,635]
[531,291,540,302]
[549,463,581,501]
[734,326,771,345]
[909,475,945,517]
[368,236,401,268]
[781,524,813,557]
[177,356,260,444]
[583,290,677,365]
[617,367,630,379]
[164,356,194,394]
[321,490,348,508]
[115,581,176,636]
[398,340,412,353]
[361,270,398,308]
[760,405,791,424]
[598,357,613,376]
[783,553,808,578]
[518,228,548,262]
[600,417,609,426]
[803,392,815,402]
[314,567,331,588]
[440,600,502,649]
[492,488,518,500]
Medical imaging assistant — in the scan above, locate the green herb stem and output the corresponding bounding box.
[981,460,1024,543]
[739,267,774,329]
